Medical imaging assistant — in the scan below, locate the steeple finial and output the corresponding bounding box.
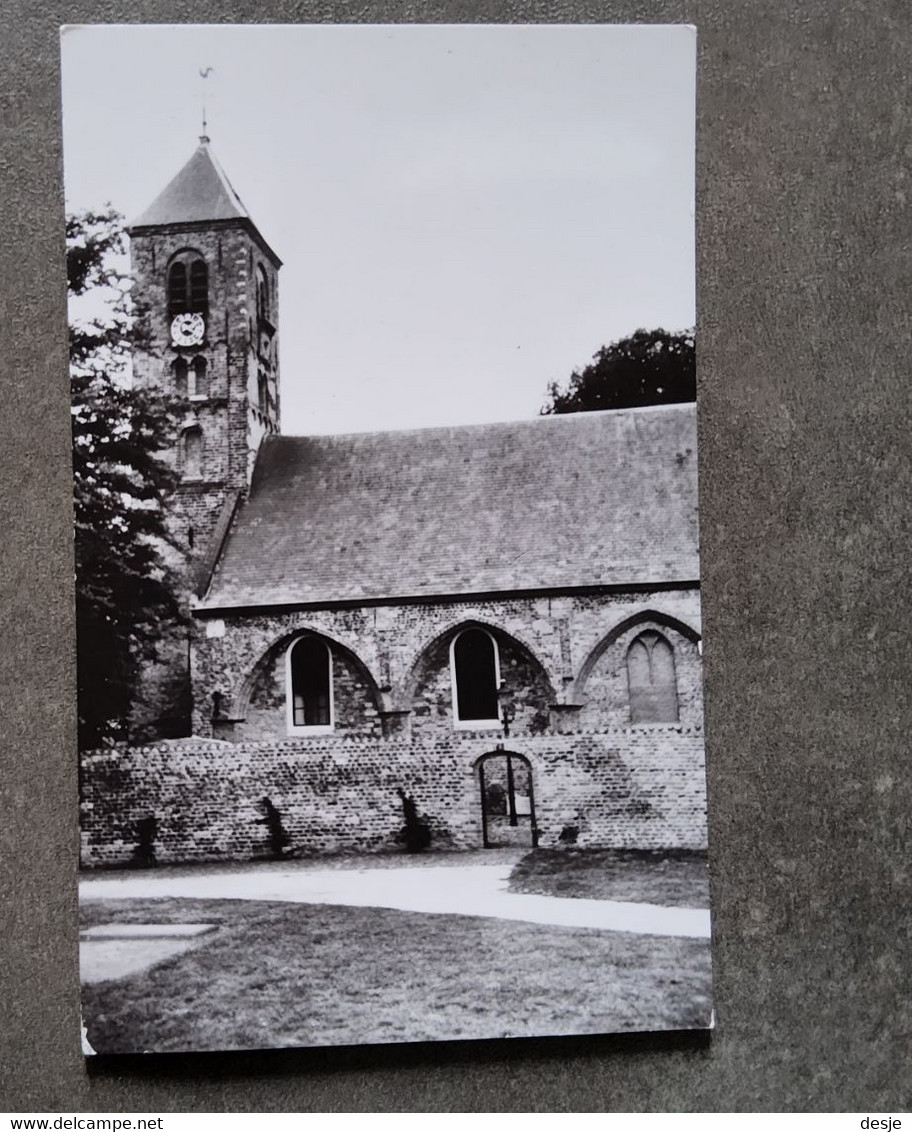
[199,67,214,143]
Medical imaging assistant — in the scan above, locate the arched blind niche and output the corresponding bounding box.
[171,357,188,397]
[626,630,679,723]
[256,265,270,321]
[190,356,207,398]
[181,426,203,480]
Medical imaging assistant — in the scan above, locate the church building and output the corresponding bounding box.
[79,138,707,866]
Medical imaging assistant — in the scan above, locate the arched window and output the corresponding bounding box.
[451,628,501,727]
[181,426,203,480]
[287,636,333,731]
[168,262,187,316]
[257,368,269,415]
[256,265,270,322]
[171,357,188,398]
[168,252,208,316]
[189,356,208,398]
[626,630,679,723]
[190,260,208,311]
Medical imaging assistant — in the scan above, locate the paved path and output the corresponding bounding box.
[80,937,204,984]
[79,923,218,985]
[81,860,711,939]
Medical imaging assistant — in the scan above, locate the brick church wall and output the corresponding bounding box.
[409,629,553,739]
[106,588,707,861]
[79,726,707,867]
[229,644,383,741]
[578,619,702,729]
[190,589,703,738]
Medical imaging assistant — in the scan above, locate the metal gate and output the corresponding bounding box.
[478,751,538,849]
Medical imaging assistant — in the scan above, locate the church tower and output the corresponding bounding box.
[129,135,281,573]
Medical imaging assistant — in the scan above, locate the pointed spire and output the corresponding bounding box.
[129,140,250,229]
[128,122,282,265]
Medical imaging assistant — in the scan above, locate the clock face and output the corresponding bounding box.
[170,312,205,348]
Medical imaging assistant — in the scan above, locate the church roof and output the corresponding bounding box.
[129,139,250,229]
[201,403,699,610]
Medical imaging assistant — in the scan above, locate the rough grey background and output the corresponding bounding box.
[2,0,910,1113]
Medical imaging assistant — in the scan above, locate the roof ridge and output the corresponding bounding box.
[275,402,697,443]
[202,141,250,218]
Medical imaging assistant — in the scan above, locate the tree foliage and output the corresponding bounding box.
[541,328,695,415]
[69,208,184,748]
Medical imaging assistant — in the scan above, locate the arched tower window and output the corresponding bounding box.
[190,260,208,311]
[171,357,188,398]
[189,356,208,398]
[256,265,270,322]
[287,637,333,731]
[168,252,208,316]
[181,426,203,480]
[257,367,270,415]
[626,630,679,723]
[168,262,187,315]
[451,628,501,727]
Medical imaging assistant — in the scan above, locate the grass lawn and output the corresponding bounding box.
[81,895,712,1054]
[507,848,710,908]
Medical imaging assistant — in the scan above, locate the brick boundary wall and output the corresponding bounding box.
[79,728,707,867]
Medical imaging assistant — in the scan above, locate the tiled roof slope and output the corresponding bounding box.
[203,404,699,609]
[129,140,250,228]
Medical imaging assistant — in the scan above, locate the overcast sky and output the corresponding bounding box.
[61,23,695,436]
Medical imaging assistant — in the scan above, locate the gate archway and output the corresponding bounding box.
[477,751,538,849]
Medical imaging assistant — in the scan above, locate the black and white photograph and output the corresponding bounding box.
[65,22,710,1055]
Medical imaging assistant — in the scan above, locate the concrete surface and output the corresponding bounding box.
[80,861,711,939]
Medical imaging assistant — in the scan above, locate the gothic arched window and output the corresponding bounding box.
[168,252,208,316]
[256,265,270,322]
[287,636,333,731]
[451,628,501,727]
[190,356,208,398]
[181,426,203,480]
[626,630,679,723]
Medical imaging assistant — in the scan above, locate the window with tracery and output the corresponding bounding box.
[626,630,679,723]
[168,252,208,316]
